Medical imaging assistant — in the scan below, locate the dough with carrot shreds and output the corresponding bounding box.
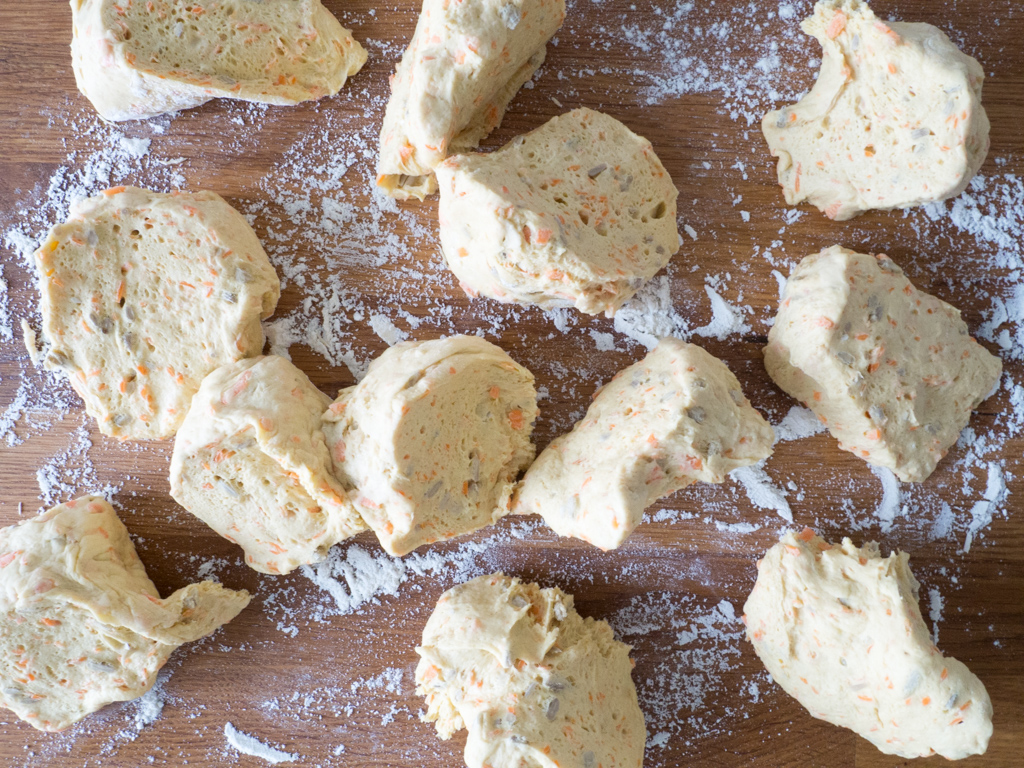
[71,0,367,121]
[514,338,774,550]
[437,108,680,316]
[416,573,646,768]
[764,246,1001,482]
[33,186,279,441]
[762,0,989,221]
[744,529,992,759]
[322,336,537,556]
[376,0,566,200]
[170,355,364,575]
[0,496,250,732]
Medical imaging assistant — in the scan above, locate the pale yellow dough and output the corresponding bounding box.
[744,530,992,760]
[71,0,367,121]
[416,573,646,768]
[0,496,249,732]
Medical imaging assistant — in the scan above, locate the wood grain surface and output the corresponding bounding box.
[0,1,1022,766]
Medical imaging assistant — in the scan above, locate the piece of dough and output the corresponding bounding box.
[71,0,367,121]
[322,336,537,556]
[762,0,989,220]
[743,529,992,759]
[0,496,249,732]
[764,245,1001,482]
[514,338,774,550]
[416,572,646,768]
[170,355,364,575]
[33,186,280,440]
[376,0,566,200]
[437,108,680,316]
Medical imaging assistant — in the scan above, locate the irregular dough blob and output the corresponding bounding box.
[437,108,681,316]
[34,186,280,440]
[170,355,365,575]
[763,0,989,220]
[0,496,249,732]
[764,245,1001,482]
[416,573,646,768]
[71,0,367,121]
[376,0,566,199]
[322,336,537,556]
[743,529,992,759]
[514,338,774,550]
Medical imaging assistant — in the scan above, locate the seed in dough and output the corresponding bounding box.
[0,496,250,732]
[764,245,1001,482]
[762,0,989,220]
[743,528,992,760]
[33,186,280,440]
[170,355,364,575]
[416,572,646,768]
[322,336,537,556]
[514,338,774,550]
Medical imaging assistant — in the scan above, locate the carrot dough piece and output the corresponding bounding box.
[437,108,680,316]
[376,0,566,200]
[322,336,537,556]
[514,338,774,550]
[416,573,646,768]
[764,246,1001,482]
[71,0,367,121]
[0,496,250,732]
[763,0,989,220]
[33,186,280,440]
[170,355,364,575]
[743,529,992,759]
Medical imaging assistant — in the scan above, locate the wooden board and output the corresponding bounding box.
[1,1,1022,766]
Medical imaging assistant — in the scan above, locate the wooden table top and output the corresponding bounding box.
[1,1,1022,766]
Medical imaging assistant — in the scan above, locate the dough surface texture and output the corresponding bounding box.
[764,245,1001,482]
[743,529,992,759]
[762,0,989,220]
[416,573,646,768]
[171,355,364,575]
[34,186,280,440]
[514,338,774,550]
[376,0,565,199]
[0,496,250,732]
[322,336,537,556]
[71,0,366,121]
[438,108,680,316]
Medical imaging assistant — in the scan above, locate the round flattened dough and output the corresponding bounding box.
[0,496,249,732]
[437,108,680,316]
[763,0,989,220]
[71,0,366,121]
[170,355,364,575]
[376,0,566,199]
[743,529,992,759]
[322,336,537,556]
[514,338,774,550]
[34,186,280,440]
[764,245,1001,482]
[416,573,646,768]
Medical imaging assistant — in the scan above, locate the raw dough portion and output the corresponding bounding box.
[763,0,989,220]
[0,496,249,732]
[170,355,364,575]
[416,573,646,768]
[376,0,566,199]
[437,108,680,316]
[322,336,537,556]
[743,529,992,759]
[514,338,774,550]
[764,245,1001,482]
[71,0,367,121]
[34,186,280,440]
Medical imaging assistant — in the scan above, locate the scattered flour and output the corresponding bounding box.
[870,466,904,533]
[224,722,299,764]
[731,464,792,522]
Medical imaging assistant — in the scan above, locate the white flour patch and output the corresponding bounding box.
[613,275,690,348]
[224,722,299,764]
[773,405,824,443]
[870,466,904,533]
[693,285,751,341]
[731,464,792,522]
